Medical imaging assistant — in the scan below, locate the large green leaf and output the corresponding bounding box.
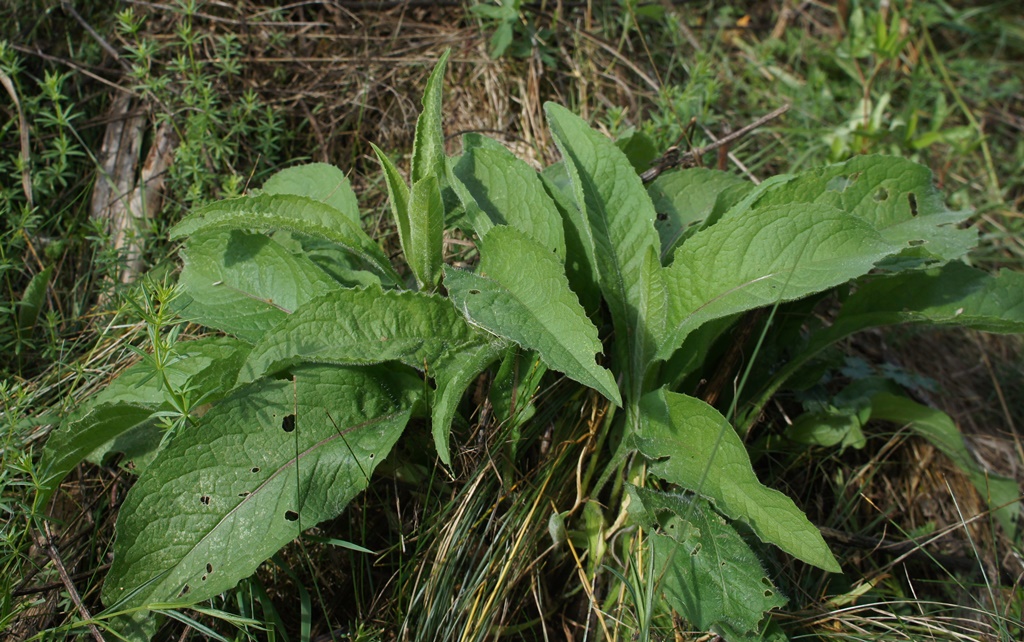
[627,486,787,636]
[371,143,413,279]
[262,163,360,225]
[659,203,898,360]
[870,393,1020,539]
[431,341,504,465]
[742,263,1024,431]
[238,286,501,464]
[169,193,398,282]
[102,365,420,622]
[545,103,663,390]
[648,168,750,260]
[39,338,251,504]
[176,230,341,342]
[748,155,975,262]
[444,225,621,407]
[635,389,840,572]
[239,285,493,382]
[453,133,566,259]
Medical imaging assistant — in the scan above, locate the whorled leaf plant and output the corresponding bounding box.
[40,53,1024,639]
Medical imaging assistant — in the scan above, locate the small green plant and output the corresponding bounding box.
[40,52,1024,639]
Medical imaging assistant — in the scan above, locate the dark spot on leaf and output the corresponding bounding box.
[251,467,260,473]
[764,589,773,597]
[908,192,918,216]
[200,495,211,505]
[908,239,925,246]
[690,544,701,556]
[282,414,295,433]
[368,453,375,459]
[873,187,889,202]
[178,584,190,597]
[468,289,481,295]
[657,212,668,221]
[207,563,213,573]
[238,491,250,497]
[285,510,299,521]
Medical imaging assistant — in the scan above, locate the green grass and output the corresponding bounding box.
[2,1,1022,639]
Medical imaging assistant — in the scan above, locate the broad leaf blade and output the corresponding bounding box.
[176,231,341,342]
[743,264,1024,431]
[39,337,252,504]
[169,193,397,282]
[627,486,787,635]
[262,163,360,225]
[648,168,750,260]
[102,365,420,612]
[635,389,840,572]
[431,341,504,465]
[40,404,156,504]
[239,286,493,383]
[749,155,975,262]
[444,225,621,406]
[453,133,566,259]
[545,103,663,388]
[659,203,898,360]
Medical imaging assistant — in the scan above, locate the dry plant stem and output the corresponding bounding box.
[0,68,33,207]
[641,103,791,183]
[40,522,106,642]
[60,1,128,70]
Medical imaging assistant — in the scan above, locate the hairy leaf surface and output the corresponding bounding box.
[177,231,340,342]
[453,133,566,259]
[627,486,786,635]
[648,168,750,259]
[239,286,492,381]
[659,203,897,360]
[103,365,419,613]
[748,155,975,261]
[444,225,621,406]
[635,389,840,571]
[546,103,662,388]
[170,193,397,281]
[411,50,449,185]
[262,163,360,225]
[408,175,445,290]
[40,338,251,503]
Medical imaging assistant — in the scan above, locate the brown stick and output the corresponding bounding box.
[641,103,791,183]
[40,522,106,642]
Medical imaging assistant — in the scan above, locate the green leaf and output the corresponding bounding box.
[635,389,840,572]
[102,364,420,614]
[869,393,1020,539]
[169,193,398,282]
[837,262,1024,333]
[408,175,445,290]
[411,50,450,185]
[261,163,360,225]
[18,266,52,330]
[627,486,787,636]
[444,225,621,407]
[648,168,750,260]
[742,264,1024,431]
[40,404,156,504]
[545,103,662,386]
[431,341,504,465]
[176,231,341,342]
[39,338,252,504]
[453,133,566,259]
[748,155,975,262]
[239,285,493,383]
[659,203,898,360]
